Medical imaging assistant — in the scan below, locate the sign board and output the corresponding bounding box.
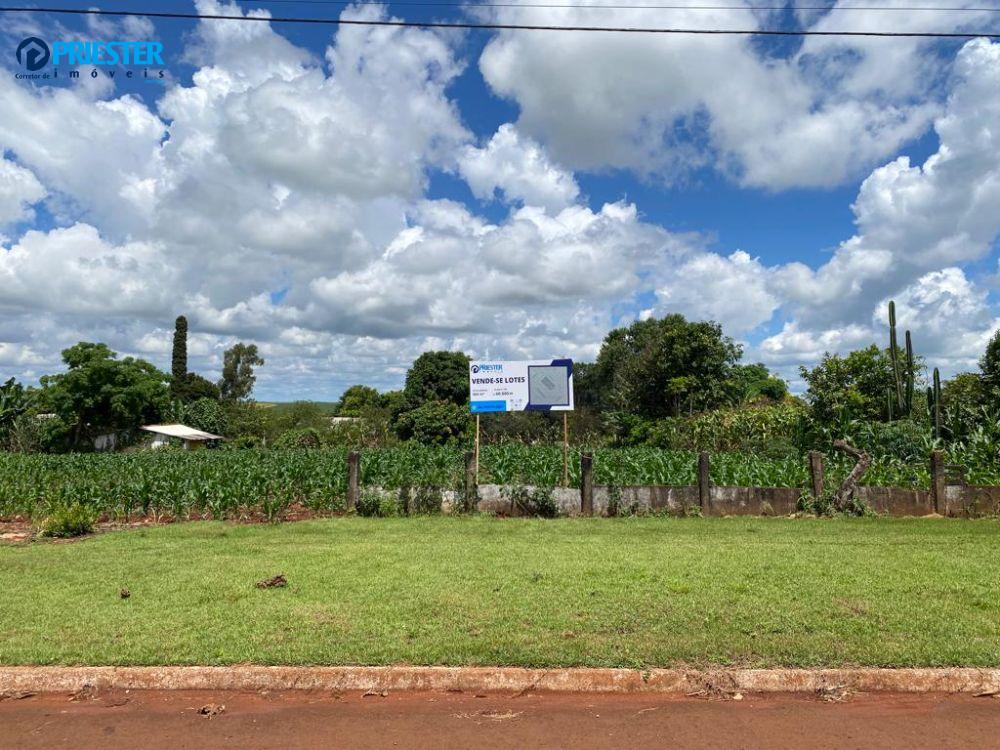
[469,359,574,413]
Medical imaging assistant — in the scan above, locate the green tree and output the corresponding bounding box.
[168,315,221,403]
[799,345,916,425]
[264,401,331,443]
[222,401,267,446]
[942,372,986,440]
[39,342,170,449]
[595,315,742,419]
[219,343,265,402]
[337,385,383,416]
[379,389,406,416]
[979,329,1000,410]
[184,397,228,436]
[394,400,468,445]
[726,363,788,405]
[273,427,324,449]
[6,412,45,453]
[573,361,609,411]
[403,351,470,408]
[172,372,220,403]
[171,315,188,389]
[0,378,36,446]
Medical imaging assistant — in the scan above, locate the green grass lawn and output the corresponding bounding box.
[1,517,999,668]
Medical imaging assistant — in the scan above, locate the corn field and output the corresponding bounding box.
[0,445,963,521]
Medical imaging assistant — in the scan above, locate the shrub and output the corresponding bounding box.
[504,485,560,518]
[837,418,931,461]
[39,502,97,537]
[6,413,45,453]
[325,416,397,449]
[184,397,228,436]
[636,403,807,455]
[264,401,332,442]
[273,427,323,449]
[394,401,468,445]
[356,489,399,517]
[797,489,874,518]
[223,401,267,444]
[605,484,643,517]
[397,485,443,515]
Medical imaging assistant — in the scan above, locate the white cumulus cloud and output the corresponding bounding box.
[458,124,579,211]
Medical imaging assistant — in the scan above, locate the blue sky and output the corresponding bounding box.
[1,1,1000,401]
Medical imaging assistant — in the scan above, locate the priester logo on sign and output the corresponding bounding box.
[469,359,574,413]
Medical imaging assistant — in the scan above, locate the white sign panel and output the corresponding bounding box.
[469,359,574,413]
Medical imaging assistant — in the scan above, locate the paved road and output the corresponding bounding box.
[2,689,999,749]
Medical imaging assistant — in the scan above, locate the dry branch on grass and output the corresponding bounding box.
[256,574,287,589]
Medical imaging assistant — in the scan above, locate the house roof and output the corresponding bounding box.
[141,424,225,441]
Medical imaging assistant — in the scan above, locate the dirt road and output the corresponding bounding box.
[2,689,998,749]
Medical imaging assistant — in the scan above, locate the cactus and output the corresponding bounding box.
[904,330,914,414]
[887,300,917,418]
[888,301,903,415]
[933,367,942,439]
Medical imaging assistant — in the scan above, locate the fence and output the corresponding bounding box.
[343,449,1000,518]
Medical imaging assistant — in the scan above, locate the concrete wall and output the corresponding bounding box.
[951,485,1000,517]
[369,483,999,517]
[856,487,932,516]
[473,485,799,517]
[474,483,996,517]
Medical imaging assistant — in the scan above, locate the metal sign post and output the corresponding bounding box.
[563,412,569,487]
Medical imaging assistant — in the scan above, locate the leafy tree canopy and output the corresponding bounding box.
[394,400,468,445]
[595,314,742,419]
[219,343,264,402]
[573,362,608,411]
[942,371,987,441]
[979,329,1000,410]
[184,397,228,436]
[726,362,788,405]
[265,401,331,441]
[337,385,383,416]
[222,400,267,446]
[379,389,406,417]
[172,372,220,403]
[403,351,470,408]
[799,345,923,425]
[39,342,170,448]
[0,378,36,443]
[171,315,188,386]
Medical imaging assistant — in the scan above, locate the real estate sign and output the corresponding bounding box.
[469,359,574,413]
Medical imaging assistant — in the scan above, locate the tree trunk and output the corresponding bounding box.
[831,440,871,512]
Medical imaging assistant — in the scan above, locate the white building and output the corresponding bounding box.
[141,424,224,450]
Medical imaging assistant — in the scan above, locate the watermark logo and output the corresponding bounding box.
[13,35,166,82]
[15,37,50,71]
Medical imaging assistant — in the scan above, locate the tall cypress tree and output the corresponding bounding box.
[171,315,188,386]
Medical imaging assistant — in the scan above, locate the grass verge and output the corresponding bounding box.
[1,517,998,668]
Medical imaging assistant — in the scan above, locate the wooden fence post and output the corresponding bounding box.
[347,451,360,511]
[698,452,711,512]
[580,452,594,517]
[930,450,946,515]
[464,451,477,509]
[809,451,824,501]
